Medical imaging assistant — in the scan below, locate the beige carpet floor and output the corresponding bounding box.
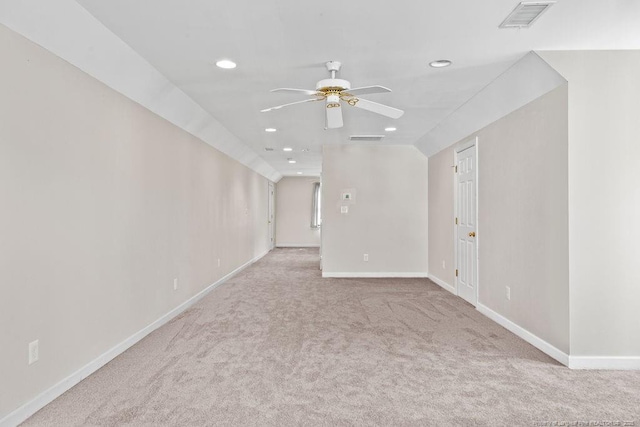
[24,248,640,426]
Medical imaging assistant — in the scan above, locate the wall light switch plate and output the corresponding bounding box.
[173,278,178,290]
[363,254,369,262]
[340,206,348,214]
[29,340,39,365]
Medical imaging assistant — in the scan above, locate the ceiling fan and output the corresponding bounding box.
[261,61,404,129]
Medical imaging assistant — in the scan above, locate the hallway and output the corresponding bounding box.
[25,248,640,426]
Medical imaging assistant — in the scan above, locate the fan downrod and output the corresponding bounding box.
[325,61,341,79]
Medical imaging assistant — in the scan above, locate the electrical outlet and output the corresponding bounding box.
[173,278,178,291]
[442,260,446,269]
[217,258,221,268]
[506,286,511,300]
[341,206,348,214]
[28,340,39,365]
[363,254,369,262]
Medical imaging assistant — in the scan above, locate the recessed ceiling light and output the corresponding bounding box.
[283,147,293,152]
[385,127,397,132]
[429,60,452,68]
[297,172,303,175]
[288,159,296,164]
[265,128,277,132]
[216,59,236,69]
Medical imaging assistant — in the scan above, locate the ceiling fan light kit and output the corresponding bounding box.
[261,61,404,129]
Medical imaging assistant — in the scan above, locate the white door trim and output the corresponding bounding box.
[454,137,479,306]
[268,182,275,250]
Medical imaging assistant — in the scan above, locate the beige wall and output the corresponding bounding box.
[0,25,270,419]
[428,86,570,353]
[478,85,569,353]
[275,177,321,247]
[322,145,428,276]
[428,147,455,286]
[539,51,640,357]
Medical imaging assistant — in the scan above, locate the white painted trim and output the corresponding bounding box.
[322,272,429,278]
[268,182,275,250]
[0,250,270,427]
[455,137,477,153]
[476,302,570,366]
[276,244,320,248]
[427,274,457,295]
[453,138,479,307]
[568,356,640,370]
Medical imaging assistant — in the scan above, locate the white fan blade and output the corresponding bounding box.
[261,98,319,113]
[351,98,404,119]
[326,104,343,129]
[346,85,392,96]
[270,88,318,95]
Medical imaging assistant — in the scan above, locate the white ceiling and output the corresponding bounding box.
[75,0,640,177]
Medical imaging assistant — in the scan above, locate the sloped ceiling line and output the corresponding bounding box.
[0,0,282,182]
[414,52,567,158]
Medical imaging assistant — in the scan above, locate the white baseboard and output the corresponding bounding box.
[0,249,270,427]
[568,356,640,370]
[427,274,457,295]
[322,272,428,278]
[476,302,570,367]
[275,244,320,248]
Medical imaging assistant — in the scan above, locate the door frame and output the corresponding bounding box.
[268,181,275,250]
[453,136,480,306]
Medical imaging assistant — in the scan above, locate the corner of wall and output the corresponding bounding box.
[415,51,567,158]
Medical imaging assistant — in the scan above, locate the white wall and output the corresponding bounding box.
[321,145,428,277]
[539,51,640,358]
[0,25,270,420]
[428,86,570,353]
[275,177,321,247]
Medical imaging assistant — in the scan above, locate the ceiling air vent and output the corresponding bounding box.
[499,2,555,28]
[349,135,385,142]
[264,147,274,151]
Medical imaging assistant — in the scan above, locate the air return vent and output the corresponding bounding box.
[349,135,385,142]
[499,2,555,28]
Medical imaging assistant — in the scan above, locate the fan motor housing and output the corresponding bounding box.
[316,78,351,93]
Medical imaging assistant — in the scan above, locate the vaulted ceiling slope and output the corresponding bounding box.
[2,0,640,178]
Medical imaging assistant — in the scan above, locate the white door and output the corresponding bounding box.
[268,182,275,249]
[456,144,478,306]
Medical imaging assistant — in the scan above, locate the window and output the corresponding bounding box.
[311,182,321,228]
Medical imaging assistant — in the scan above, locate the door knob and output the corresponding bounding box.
[468,232,476,237]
